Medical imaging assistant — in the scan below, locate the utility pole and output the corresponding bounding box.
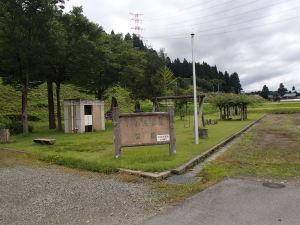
[130,12,144,39]
[191,33,199,144]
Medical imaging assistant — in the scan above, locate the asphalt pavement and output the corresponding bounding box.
[143,178,300,225]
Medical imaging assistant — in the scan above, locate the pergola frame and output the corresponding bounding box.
[152,95,206,127]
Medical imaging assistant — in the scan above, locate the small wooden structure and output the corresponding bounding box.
[112,107,176,159]
[0,129,10,144]
[64,99,105,133]
[33,138,56,145]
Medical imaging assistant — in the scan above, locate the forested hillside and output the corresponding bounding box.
[168,59,242,94]
[0,78,92,120]
[0,0,242,133]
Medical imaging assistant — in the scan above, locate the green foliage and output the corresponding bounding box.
[260,85,270,99]
[4,119,34,135]
[0,1,245,134]
[278,83,288,97]
[0,78,93,122]
[210,93,264,108]
[154,66,176,96]
[0,114,34,134]
[168,59,242,93]
[103,86,134,112]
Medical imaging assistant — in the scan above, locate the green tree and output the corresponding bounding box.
[223,71,231,93]
[277,83,287,97]
[155,66,176,95]
[229,72,242,94]
[139,49,166,99]
[260,85,270,99]
[0,0,64,133]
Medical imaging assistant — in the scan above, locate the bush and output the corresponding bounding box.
[103,86,134,113]
[2,119,33,135]
[0,123,6,129]
[4,114,40,122]
[0,117,10,129]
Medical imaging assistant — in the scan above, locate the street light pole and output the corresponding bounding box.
[191,33,199,144]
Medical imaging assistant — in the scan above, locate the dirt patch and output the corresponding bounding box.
[291,114,300,125]
[253,114,300,150]
[259,133,299,149]
[0,149,42,168]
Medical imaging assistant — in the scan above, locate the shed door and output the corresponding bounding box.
[84,105,93,132]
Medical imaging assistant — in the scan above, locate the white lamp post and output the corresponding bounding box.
[191,33,199,144]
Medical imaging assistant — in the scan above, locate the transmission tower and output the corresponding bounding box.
[130,12,144,39]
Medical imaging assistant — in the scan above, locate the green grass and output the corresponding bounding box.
[249,101,300,114]
[0,78,93,121]
[202,114,300,181]
[0,113,263,173]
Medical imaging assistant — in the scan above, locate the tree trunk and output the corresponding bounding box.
[226,106,230,119]
[240,105,244,121]
[47,79,56,129]
[56,81,62,131]
[219,107,222,120]
[21,75,29,134]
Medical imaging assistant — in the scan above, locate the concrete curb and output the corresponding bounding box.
[118,168,171,180]
[171,115,266,175]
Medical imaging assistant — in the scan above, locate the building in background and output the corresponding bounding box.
[64,99,105,133]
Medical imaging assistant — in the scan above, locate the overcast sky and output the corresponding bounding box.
[65,0,300,92]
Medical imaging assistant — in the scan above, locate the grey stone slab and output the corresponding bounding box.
[166,174,201,184]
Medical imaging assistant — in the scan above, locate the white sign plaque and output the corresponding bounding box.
[156,134,170,142]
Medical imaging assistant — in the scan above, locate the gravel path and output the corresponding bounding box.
[0,166,165,225]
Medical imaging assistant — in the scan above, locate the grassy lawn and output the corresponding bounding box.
[0,113,263,173]
[202,113,300,182]
[249,101,300,114]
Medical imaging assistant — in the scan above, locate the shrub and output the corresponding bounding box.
[4,114,40,122]
[103,85,134,113]
[2,119,33,135]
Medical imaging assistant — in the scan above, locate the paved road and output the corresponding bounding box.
[143,178,300,225]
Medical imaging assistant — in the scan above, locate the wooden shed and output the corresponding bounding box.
[64,99,105,133]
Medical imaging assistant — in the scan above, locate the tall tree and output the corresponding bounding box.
[0,0,64,133]
[223,71,231,93]
[260,85,270,99]
[278,83,287,97]
[229,72,242,94]
[52,7,105,130]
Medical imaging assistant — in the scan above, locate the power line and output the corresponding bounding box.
[145,0,297,31]
[145,0,237,21]
[143,0,221,19]
[145,15,300,40]
[147,5,300,37]
[145,0,295,27]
